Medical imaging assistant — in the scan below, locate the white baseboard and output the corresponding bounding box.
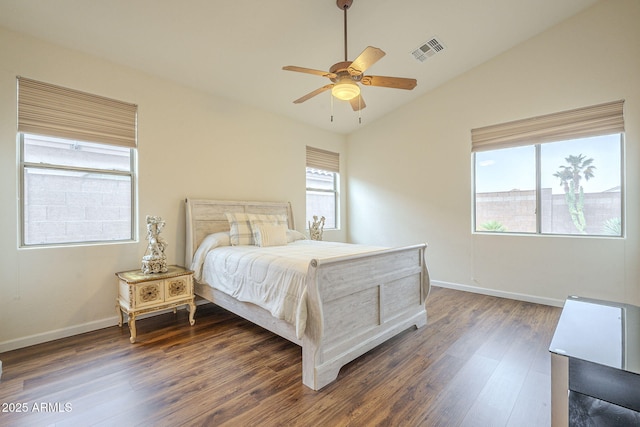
[0,317,117,353]
[0,302,209,353]
[431,280,565,308]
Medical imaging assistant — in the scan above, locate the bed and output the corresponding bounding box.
[185,198,431,390]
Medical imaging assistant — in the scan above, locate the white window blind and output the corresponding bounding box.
[17,76,137,148]
[471,100,624,152]
[306,146,340,173]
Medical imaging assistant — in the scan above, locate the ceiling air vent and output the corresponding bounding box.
[411,37,445,63]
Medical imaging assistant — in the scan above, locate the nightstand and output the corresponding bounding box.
[116,265,196,343]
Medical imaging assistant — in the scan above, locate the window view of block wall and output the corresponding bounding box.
[305,168,338,229]
[21,134,133,245]
[475,188,621,235]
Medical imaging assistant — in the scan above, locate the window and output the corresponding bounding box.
[306,146,339,229]
[475,145,536,233]
[17,77,137,246]
[20,134,135,245]
[306,168,339,229]
[472,101,624,237]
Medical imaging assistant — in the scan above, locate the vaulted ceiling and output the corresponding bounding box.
[0,0,598,134]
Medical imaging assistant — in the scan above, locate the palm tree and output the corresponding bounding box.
[481,220,507,232]
[553,154,596,233]
[602,217,621,236]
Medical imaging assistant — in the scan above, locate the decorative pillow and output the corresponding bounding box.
[246,213,288,230]
[247,214,287,244]
[226,212,289,246]
[253,223,288,247]
[226,212,254,246]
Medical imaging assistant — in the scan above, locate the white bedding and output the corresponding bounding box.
[192,233,383,338]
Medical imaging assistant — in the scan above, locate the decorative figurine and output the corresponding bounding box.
[141,215,168,274]
[309,215,326,241]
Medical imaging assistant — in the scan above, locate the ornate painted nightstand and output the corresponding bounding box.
[116,265,196,343]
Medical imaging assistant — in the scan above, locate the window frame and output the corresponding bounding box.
[472,133,624,237]
[305,167,340,231]
[19,133,138,248]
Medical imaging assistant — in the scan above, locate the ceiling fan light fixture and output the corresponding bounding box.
[283,0,416,112]
[332,79,360,101]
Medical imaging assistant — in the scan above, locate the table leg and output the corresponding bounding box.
[128,313,137,343]
[189,300,197,326]
[116,302,123,327]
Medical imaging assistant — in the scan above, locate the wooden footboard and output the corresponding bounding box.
[302,243,430,390]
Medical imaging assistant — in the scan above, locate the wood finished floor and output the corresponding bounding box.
[0,287,562,427]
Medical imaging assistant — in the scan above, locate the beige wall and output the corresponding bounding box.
[347,0,640,306]
[0,27,347,351]
[2,0,638,352]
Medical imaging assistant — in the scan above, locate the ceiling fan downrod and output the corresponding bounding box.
[337,0,353,62]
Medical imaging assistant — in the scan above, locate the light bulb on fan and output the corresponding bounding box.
[331,78,360,101]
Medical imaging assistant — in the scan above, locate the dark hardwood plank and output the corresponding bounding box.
[0,287,561,426]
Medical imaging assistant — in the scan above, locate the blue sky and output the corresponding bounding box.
[475,134,622,194]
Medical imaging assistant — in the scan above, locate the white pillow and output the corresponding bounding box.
[190,232,231,281]
[253,223,288,247]
[286,229,308,242]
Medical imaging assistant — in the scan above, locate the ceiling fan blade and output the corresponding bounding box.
[348,46,385,76]
[349,94,366,111]
[361,75,417,90]
[283,66,337,79]
[293,84,334,104]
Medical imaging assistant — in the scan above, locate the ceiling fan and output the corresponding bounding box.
[283,0,417,112]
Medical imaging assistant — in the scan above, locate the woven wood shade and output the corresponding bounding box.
[17,76,137,148]
[306,146,340,173]
[471,100,624,152]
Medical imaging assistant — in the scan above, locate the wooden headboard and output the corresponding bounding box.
[184,199,294,268]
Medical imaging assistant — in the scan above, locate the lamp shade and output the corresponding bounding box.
[332,79,360,101]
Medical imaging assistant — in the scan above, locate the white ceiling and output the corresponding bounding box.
[0,0,598,134]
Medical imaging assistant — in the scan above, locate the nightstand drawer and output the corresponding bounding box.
[165,276,192,302]
[135,280,165,308]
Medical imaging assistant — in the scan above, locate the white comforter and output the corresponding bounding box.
[191,233,382,338]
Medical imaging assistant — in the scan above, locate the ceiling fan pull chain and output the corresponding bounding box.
[330,93,334,122]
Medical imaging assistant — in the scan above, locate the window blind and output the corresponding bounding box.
[306,146,340,173]
[17,76,138,148]
[471,100,624,152]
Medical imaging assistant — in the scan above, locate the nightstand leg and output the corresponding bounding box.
[128,314,137,343]
[116,303,123,327]
[189,301,196,326]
